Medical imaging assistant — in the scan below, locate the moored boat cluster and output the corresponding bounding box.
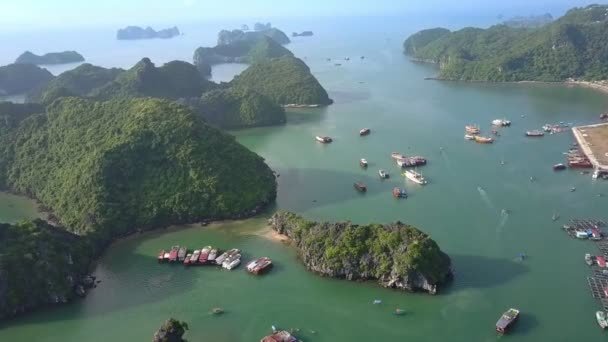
[315,128,430,198]
[157,245,272,274]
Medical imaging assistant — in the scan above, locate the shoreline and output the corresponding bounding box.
[423,75,608,95]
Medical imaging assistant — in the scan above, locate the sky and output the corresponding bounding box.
[0,0,606,31]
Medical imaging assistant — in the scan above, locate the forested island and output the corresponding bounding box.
[193,26,291,76]
[116,26,180,40]
[15,51,85,65]
[0,220,94,319]
[270,212,453,294]
[0,97,277,318]
[231,56,332,106]
[0,64,53,96]
[403,4,608,82]
[292,31,314,37]
[24,57,296,128]
[153,318,189,342]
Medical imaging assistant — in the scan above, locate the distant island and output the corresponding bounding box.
[502,13,553,28]
[270,212,453,294]
[116,26,180,40]
[193,25,291,76]
[403,4,608,82]
[26,57,291,128]
[0,63,54,96]
[292,31,314,37]
[15,51,85,65]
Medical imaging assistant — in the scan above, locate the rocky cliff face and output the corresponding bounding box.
[0,219,95,319]
[153,318,188,342]
[269,212,452,294]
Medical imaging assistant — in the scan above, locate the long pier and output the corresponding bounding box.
[572,123,608,175]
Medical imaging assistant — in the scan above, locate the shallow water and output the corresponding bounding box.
[1,16,608,341]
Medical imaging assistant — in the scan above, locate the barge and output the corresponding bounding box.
[315,136,332,143]
[247,257,273,275]
[168,246,180,262]
[496,308,520,334]
[354,181,367,192]
[403,169,427,185]
[525,130,544,137]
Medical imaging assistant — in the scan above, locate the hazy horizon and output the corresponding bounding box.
[1,0,607,32]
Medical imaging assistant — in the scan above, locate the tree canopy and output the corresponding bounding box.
[0,97,276,239]
[231,56,332,105]
[403,4,608,81]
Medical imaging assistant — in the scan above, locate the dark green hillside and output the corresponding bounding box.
[231,56,332,105]
[27,63,124,104]
[403,4,608,81]
[1,97,276,238]
[190,88,286,128]
[15,51,85,65]
[92,58,213,100]
[0,220,92,319]
[193,36,293,75]
[0,64,54,96]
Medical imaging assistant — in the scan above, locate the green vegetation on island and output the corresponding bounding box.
[217,27,290,46]
[15,51,85,65]
[153,318,189,342]
[24,57,295,128]
[403,4,608,82]
[27,63,124,104]
[231,56,332,105]
[181,88,286,128]
[292,31,314,37]
[90,58,213,100]
[116,26,180,40]
[0,219,93,320]
[0,64,54,96]
[502,13,554,28]
[193,36,292,76]
[0,97,277,239]
[270,212,452,294]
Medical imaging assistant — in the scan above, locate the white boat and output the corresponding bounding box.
[190,250,200,263]
[586,253,594,266]
[360,158,368,167]
[597,311,608,329]
[403,169,427,185]
[216,248,239,265]
[492,119,511,127]
[576,231,589,239]
[464,134,475,140]
[246,259,259,271]
[391,152,406,160]
[379,169,389,179]
[315,136,332,143]
[223,255,241,270]
[208,249,218,262]
[359,128,371,136]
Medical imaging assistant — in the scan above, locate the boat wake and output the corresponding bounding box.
[497,209,509,232]
[477,186,495,210]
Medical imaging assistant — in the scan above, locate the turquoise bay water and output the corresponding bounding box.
[1,16,608,341]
